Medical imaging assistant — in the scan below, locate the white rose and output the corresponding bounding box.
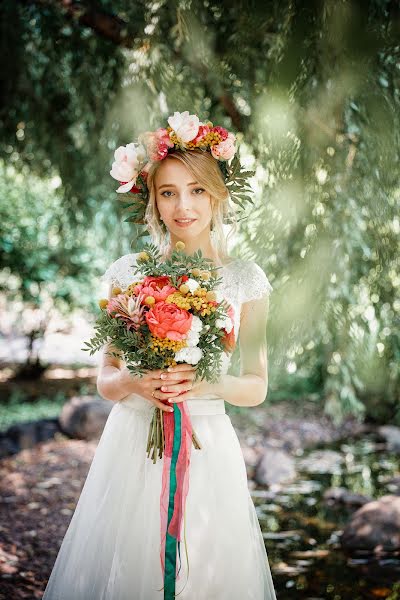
[175,346,203,365]
[185,278,200,294]
[110,143,147,193]
[190,315,203,333]
[167,111,200,144]
[215,316,233,334]
[185,331,200,347]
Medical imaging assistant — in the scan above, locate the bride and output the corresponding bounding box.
[42,112,277,599]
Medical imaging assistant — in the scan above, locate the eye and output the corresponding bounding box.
[160,190,174,197]
[193,187,205,194]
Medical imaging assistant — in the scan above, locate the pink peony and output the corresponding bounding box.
[211,126,229,141]
[139,128,174,162]
[134,275,177,303]
[145,301,193,341]
[211,132,236,160]
[192,123,211,145]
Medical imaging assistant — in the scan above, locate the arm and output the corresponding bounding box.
[207,293,270,407]
[96,283,139,403]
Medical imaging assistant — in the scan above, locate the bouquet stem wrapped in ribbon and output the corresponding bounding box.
[83,241,236,598]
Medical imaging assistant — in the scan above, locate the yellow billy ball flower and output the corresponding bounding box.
[175,241,185,251]
[138,251,150,262]
[98,298,109,309]
[144,296,155,305]
[179,283,190,294]
[206,291,216,302]
[111,286,122,296]
[191,267,201,277]
[200,271,211,281]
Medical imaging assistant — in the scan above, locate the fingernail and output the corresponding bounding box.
[161,374,167,379]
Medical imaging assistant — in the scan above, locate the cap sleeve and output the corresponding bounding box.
[100,253,142,289]
[240,261,273,303]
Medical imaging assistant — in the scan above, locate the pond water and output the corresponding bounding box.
[251,434,400,599]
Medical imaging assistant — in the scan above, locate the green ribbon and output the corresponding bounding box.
[164,403,182,600]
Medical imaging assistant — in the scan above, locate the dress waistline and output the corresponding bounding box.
[121,393,226,416]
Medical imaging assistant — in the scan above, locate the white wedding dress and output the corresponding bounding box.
[42,254,277,600]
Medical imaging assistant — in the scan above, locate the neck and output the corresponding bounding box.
[166,228,223,265]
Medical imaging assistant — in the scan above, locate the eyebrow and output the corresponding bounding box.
[158,182,198,190]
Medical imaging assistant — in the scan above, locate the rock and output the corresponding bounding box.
[261,416,366,453]
[59,395,113,440]
[0,418,59,457]
[377,425,400,452]
[341,494,400,552]
[297,449,343,474]
[323,486,373,507]
[254,446,296,486]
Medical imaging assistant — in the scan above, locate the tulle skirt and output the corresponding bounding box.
[42,394,277,599]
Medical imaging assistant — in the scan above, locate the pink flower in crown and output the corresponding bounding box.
[168,111,200,144]
[211,126,229,141]
[110,143,147,193]
[192,123,211,145]
[211,132,236,160]
[139,128,174,162]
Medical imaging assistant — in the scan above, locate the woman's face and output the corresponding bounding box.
[154,158,212,240]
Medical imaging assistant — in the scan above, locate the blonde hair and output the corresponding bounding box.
[143,148,238,263]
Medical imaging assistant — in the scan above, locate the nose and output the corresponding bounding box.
[174,190,194,211]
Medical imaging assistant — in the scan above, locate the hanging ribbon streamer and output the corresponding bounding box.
[159,401,193,599]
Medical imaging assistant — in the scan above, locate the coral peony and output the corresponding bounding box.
[146,301,193,341]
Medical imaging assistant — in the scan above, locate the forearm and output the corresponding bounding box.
[207,373,268,407]
[97,365,136,403]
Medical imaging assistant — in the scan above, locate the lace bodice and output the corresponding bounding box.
[100,253,272,379]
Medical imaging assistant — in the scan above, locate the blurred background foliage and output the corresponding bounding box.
[0,0,399,424]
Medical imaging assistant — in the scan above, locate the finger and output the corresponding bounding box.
[159,381,188,395]
[168,391,190,403]
[150,369,166,380]
[167,364,196,373]
[152,397,174,412]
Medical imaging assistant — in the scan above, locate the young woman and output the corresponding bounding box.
[42,129,277,599]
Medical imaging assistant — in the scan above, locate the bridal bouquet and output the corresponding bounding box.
[83,241,236,463]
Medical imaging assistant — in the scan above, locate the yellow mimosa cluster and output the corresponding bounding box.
[149,335,187,355]
[165,289,217,317]
[166,124,222,149]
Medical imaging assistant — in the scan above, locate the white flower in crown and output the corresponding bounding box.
[110,142,147,193]
[167,111,200,145]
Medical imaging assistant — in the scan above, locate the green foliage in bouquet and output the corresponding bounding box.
[83,241,233,385]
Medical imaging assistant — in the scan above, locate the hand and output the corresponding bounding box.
[119,365,174,413]
[157,363,211,404]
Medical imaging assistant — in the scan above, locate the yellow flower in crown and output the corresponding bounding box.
[109,110,255,224]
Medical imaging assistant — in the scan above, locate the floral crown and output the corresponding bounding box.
[110,110,255,225]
